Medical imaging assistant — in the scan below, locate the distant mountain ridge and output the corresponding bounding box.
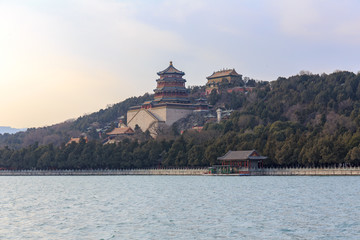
[0,126,27,135]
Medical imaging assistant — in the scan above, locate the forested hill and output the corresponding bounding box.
[246,71,360,125]
[0,93,153,148]
[203,71,360,167]
[1,71,360,169]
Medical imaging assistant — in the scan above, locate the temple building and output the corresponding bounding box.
[205,69,242,95]
[194,98,210,112]
[106,120,134,138]
[210,150,266,175]
[154,61,190,104]
[127,62,205,136]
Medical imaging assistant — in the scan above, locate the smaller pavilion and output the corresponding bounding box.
[106,120,134,138]
[66,136,88,146]
[210,150,266,175]
[106,127,134,137]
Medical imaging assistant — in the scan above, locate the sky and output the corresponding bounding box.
[1,0,360,128]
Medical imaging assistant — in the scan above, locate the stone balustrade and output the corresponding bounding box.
[0,168,208,176]
[0,167,359,176]
[251,167,360,176]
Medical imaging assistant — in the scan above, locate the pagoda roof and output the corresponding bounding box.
[153,97,190,103]
[150,102,195,107]
[154,87,189,92]
[157,61,185,76]
[217,150,267,161]
[207,69,240,79]
[156,77,186,82]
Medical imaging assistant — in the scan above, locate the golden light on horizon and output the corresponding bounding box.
[1,0,360,128]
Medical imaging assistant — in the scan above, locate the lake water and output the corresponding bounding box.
[0,176,359,239]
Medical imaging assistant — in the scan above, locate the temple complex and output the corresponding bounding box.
[127,62,204,136]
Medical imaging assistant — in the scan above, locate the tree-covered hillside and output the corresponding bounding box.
[1,71,360,169]
[199,71,360,167]
[0,93,153,148]
[247,71,360,125]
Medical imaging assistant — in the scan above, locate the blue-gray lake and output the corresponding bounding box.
[0,176,359,239]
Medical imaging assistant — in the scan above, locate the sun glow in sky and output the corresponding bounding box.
[1,0,360,128]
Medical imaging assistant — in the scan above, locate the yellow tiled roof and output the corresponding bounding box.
[207,69,240,79]
[107,127,134,135]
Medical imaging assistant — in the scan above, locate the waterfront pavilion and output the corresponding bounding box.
[210,150,266,175]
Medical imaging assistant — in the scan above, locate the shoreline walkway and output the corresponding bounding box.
[0,167,360,176]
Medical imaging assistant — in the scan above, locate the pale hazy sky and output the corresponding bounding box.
[1,0,359,128]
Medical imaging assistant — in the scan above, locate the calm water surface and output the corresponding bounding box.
[0,176,359,239]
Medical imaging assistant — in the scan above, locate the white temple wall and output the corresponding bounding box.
[127,106,194,133]
[163,107,194,126]
[127,109,157,132]
[127,110,137,124]
[148,107,166,122]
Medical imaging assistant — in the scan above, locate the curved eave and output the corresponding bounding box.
[157,63,185,76]
[154,98,190,103]
[248,156,267,160]
[157,71,185,76]
[154,87,189,92]
[206,69,241,79]
[206,74,239,80]
[156,78,186,82]
[154,95,189,98]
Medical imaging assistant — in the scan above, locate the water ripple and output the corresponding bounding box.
[0,176,359,239]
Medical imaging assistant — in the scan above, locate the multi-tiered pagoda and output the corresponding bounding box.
[127,62,204,136]
[154,61,190,103]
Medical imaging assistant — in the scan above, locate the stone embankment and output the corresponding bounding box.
[0,168,208,176]
[0,167,359,176]
[251,167,360,176]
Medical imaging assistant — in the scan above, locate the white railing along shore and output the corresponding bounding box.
[0,167,359,176]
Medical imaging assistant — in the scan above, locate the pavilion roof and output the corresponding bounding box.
[157,61,185,76]
[207,69,240,79]
[217,150,267,161]
[107,127,134,135]
[66,136,88,145]
[69,137,81,143]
